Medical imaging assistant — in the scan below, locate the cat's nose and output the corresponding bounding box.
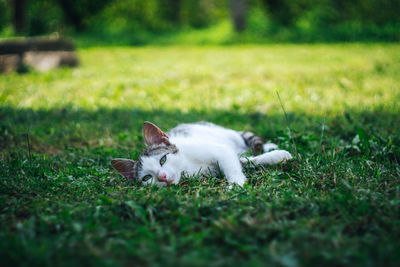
[158,173,167,182]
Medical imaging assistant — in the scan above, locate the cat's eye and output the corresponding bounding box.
[160,155,167,166]
[142,175,152,182]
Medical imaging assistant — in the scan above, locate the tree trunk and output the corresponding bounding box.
[231,0,247,32]
[59,0,84,31]
[13,0,27,34]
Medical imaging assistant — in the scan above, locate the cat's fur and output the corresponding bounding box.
[111,121,292,187]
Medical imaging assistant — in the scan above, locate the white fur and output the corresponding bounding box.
[138,123,292,187]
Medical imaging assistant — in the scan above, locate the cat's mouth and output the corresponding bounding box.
[162,178,177,186]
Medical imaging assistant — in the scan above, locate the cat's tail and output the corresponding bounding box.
[239,131,264,155]
[240,143,292,165]
[238,131,292,165]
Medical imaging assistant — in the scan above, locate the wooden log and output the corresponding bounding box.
[0,37,75,55]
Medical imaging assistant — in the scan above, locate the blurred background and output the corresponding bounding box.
[1,2,400,266]
[1,0,399,44]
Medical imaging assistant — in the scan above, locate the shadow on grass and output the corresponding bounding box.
[1,106,399,158]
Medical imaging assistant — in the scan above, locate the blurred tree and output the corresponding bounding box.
[26,0,64,35]
[158,0,182,25]
[0,0,10,32]
[13,0,27,33]
[331,0,400,25]
[181,0,224,28]
[58,0,111,31]
[262,0,310,26]
[260,0,400,27]
[1,0,399,40]
[231,0,247,32]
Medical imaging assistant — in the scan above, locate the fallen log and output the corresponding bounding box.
[0,37,78,73]
[0,37,75,54]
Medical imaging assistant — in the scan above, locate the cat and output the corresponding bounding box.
[111,121,292,187]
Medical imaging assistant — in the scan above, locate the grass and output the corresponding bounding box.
[73,20,400,47]
[0,44,400,266]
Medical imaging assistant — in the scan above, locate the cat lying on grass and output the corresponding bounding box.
[111,121,292,187]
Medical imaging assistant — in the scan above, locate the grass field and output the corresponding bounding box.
[1,44,400,266]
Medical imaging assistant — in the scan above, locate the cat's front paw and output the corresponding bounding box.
[268,150,293,164]
[228,175,247,187]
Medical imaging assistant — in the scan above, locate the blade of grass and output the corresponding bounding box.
[319,116,326,154]
[276,91,298,157]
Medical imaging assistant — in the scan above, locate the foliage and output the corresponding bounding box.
[1,44,400,266]
[260,0,400,27]
[0,0,399,42]
[0,0,11,30]
[26,0,65,35]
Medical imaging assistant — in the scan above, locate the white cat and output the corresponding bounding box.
[111,121,292,187]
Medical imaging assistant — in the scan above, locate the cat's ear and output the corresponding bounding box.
[142,121,170,146]
[111,158,138,180]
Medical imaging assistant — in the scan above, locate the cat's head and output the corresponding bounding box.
[111,122,180,186]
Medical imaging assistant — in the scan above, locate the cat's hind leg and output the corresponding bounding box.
[263,143,278,152]
[240,150,292,165]
[239,131,280,155]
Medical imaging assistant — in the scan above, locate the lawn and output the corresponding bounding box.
[0,44,399,266]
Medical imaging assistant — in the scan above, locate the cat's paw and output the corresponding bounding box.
[263,143,278,152]
[228,175,247,187]
[268,150,293,164]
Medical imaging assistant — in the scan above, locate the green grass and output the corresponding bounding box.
[73,20,400,47]
[1,44,400,266]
